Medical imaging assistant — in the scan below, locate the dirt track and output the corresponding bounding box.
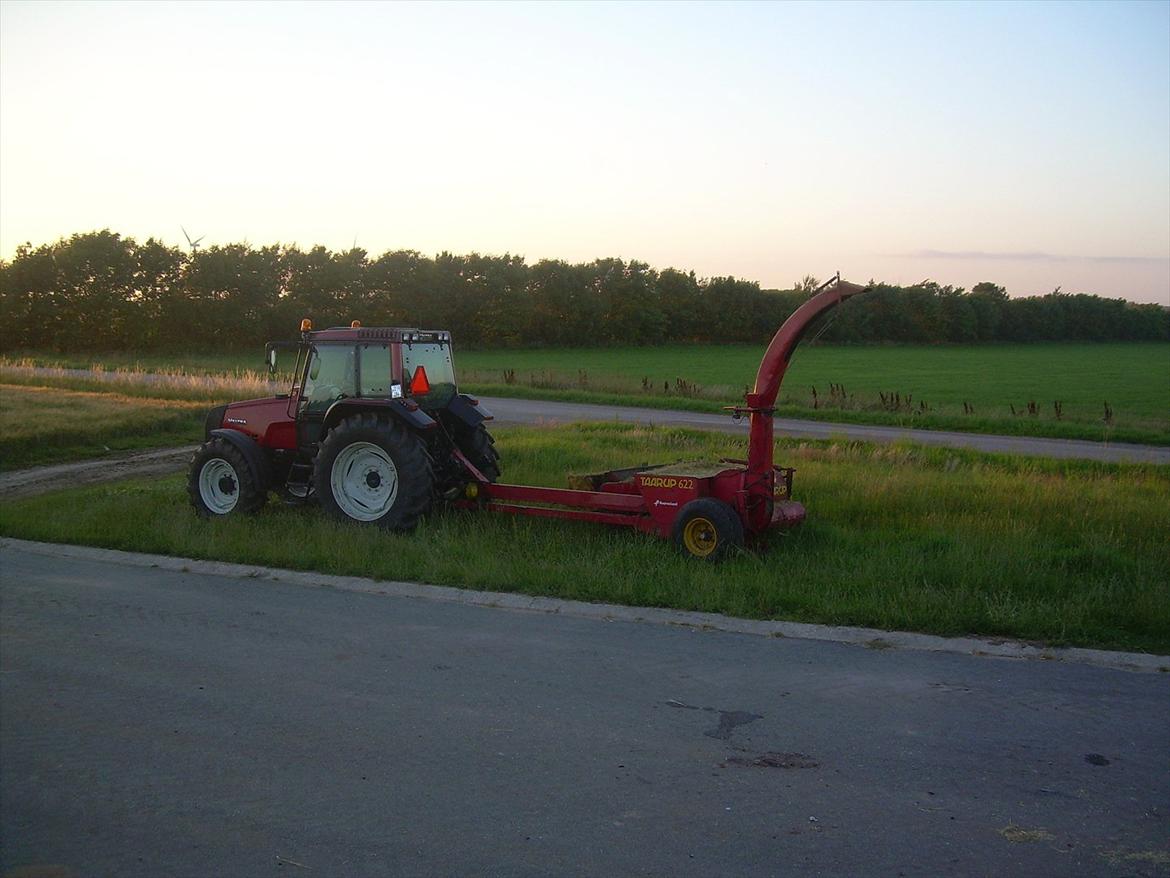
[0,446,197,500]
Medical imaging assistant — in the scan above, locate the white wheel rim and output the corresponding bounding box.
[199,458,240,514]
[331,442,399,522]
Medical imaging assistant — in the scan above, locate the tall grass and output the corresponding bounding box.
[0,361,275,403]
[2,423,1166,653]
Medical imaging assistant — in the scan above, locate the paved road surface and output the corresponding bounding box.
[2,544,1167,877]
[482,396,1170,465]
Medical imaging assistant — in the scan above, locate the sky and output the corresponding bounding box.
[1,0,1168,303]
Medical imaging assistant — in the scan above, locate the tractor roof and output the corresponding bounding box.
[308,327,451,344]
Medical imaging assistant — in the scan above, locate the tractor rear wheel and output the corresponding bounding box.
[459,425,501,482]
[314,413,433,530]
[672,498,744,561]
[188,438,268,517]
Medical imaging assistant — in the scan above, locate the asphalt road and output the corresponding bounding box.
[481,397,1170,465]
[2,544,1167,877]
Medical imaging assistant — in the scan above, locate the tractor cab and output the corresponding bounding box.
[270,322,458,418]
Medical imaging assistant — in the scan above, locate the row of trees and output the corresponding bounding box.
[1,231,1166,352]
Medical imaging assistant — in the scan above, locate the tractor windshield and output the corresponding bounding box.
[402,342,456,409]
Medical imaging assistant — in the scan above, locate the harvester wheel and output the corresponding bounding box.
[188,438,268,518]
[460,425,501,482]
[673,498,744,561]
[314,413,433,530]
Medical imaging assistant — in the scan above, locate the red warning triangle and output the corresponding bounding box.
[410,365,431,395]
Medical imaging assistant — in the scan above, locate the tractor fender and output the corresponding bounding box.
[445,394,494,429]
[321,399,438,435]
[208,428,273,491]
[203,404,228,440]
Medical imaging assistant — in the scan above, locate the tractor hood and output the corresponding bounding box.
[219,396,297,448]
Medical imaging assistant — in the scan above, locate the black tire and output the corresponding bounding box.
[314,412,433,530]
[188,437,268,518]
[672,498,744,561]
[459,425,501,482]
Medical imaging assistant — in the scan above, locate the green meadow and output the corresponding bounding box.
[456,342,1169,444]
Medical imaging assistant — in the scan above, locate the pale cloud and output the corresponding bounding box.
[908,251,1170,266]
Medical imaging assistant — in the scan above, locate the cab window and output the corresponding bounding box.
[359,344,392,396]
[302,345,356,414]
[402,342,456,408]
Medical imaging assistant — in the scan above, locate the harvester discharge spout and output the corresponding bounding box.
[753,273,870,407]
[742,274,870,493]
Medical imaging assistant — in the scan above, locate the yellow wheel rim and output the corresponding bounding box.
[682,516,719,558]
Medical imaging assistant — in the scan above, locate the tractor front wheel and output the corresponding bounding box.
[672,498,744,561]
[188,438,268,518]
[314,413,433,530]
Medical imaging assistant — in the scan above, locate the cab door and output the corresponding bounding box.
[296,344,358,447]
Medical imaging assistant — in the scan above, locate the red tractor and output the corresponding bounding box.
[189,275,867,559]
[188,323,499,530]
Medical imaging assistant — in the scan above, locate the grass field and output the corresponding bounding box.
[7,343,1167,445]
[456,342,1170,444]
[0,385,206,470]
[2,423,1166,654]
[3,350,268,375]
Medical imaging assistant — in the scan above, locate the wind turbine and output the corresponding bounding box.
[181,226,205,253]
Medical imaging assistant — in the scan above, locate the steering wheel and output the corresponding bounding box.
[311,384,342,402]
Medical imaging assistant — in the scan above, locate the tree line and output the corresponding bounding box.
[1,231,1166,352]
